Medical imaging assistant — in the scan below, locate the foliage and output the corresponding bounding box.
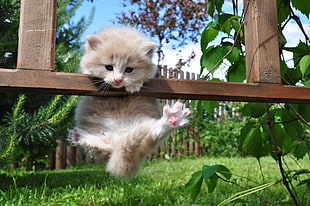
[0,0,19,68]
[117,0,208,65]
[0,95,79,170]
[187,0,310,205]
[189,101,245,157]
[0,0,92,169]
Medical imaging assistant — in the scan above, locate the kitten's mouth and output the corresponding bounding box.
[91,77,128,92]
[112,84,123,88]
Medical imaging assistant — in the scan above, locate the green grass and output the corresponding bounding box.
[0,156,309,206]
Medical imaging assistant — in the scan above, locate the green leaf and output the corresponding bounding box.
[239,120,256,151]
[185,171,203,201]
[285,42,309,66]
[201,25,219,53]
[207,174,218,193]
[200,46,225,72]
[294,142,308,160]
[296,104,310,122]
[202,164,232,193]
[291,0,310,18]
[280,60,288,81]
[282,136,297,154]
[202,165,232,181]
[219,14,241,34]
[207,0,224,17]
[292,169,310,177]
[226,61,246,82]
[284,68,302,85]
[243,127,264,159]
[300,55,310,76]
[297,178,310,188]
[304,78,310,87]
[219,14,234,34]
[202,100,219,115]
[202,165,219,180]
[273,123,286,148]
[216,165,232,180]
[241,103,266,118]
[281,110,304,140]
[277,0,291,23]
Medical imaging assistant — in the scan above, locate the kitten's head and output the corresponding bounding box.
[79,26,157,93]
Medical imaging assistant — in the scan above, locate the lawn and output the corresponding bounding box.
[0,156,309,205]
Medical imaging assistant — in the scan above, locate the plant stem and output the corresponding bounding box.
[288,104,310,127]
[217,175,278,205]
[265,104,300,206]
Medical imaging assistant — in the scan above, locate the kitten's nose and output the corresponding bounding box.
[114,78,123,85]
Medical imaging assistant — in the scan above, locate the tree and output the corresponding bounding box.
[186,0,310,205]
[0,0,93,170]
[117,0,208,66]
[0,0,19,68]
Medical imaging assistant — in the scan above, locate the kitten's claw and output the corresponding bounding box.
[163,102,190,128]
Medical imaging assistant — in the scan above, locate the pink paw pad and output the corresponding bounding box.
[68,128,81,146]
[163,102,190,127]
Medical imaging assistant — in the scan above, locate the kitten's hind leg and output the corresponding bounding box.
[68,127,112,152]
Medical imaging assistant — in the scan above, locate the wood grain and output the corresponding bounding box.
[243,0,281,83]
[0,69,309,103]
[17,0,56,70]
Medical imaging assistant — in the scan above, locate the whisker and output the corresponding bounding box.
[91,78,105,85]
[140,84,151,90]
[97,83,111,95]
[89,78,112,95]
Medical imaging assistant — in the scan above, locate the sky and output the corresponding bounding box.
[74,0,310,78]
[74,0,126,36]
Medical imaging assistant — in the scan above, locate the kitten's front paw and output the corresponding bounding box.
[162,102,190,127]
[125,83,143,93]
[68,127,85,146]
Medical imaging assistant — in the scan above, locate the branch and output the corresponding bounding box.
[265,103,300,206]
[289,5,310,45]
[274,118,299,124]
[288,104,310,127]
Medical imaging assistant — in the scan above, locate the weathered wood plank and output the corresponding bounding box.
[17,0,57,70]
[0,69,309,103]
[243,0,281,83]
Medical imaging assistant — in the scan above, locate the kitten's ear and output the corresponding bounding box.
[85,34,103,51]
[142,41,157,57]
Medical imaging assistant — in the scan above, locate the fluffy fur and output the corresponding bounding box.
[68,26,190,177]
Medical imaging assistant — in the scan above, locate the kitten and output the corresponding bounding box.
[68,26,190,177]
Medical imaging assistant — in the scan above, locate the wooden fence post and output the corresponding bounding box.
[55,140,66,169]
[243,0,281,83]
[17,0,57,70]
[66,146,77,168]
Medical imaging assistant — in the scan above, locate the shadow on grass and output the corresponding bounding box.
[0,163,187,205]
[0,164,152,192]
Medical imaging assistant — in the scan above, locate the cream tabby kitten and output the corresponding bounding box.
[68,26,190,177]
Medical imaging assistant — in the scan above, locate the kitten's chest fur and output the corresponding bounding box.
[75,95,161,135]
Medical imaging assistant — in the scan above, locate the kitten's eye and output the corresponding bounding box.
[105,65,113,71]
[125,67,134,73]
